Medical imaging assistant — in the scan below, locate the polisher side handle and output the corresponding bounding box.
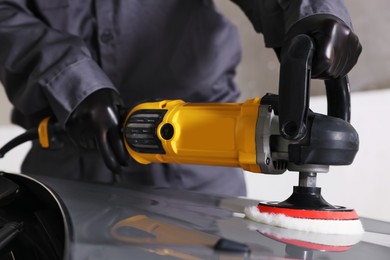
[325,76,351,122]
[278,34,314,141]
[279,35,352,141]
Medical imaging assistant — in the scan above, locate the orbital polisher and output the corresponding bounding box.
[0,35,363,234]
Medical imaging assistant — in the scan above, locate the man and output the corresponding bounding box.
[0,0,361,196]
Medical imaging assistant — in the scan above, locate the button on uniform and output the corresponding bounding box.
[100,31,114,43]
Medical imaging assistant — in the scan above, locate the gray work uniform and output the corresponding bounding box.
[0,0,352,196]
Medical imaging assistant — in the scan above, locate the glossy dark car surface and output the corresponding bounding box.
[1,171,390,260]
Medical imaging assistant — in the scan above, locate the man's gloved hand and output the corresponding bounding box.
[66,88,129,172]
[286,14,362,79]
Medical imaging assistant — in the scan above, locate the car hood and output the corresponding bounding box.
[4,172,390,260]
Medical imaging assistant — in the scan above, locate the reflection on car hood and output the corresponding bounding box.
[24,174,390,260]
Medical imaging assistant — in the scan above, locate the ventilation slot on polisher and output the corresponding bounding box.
[273,160,288,170]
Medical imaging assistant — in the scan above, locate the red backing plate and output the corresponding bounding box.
[257,204,359,220]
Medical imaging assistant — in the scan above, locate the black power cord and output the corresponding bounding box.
[0,129,39,159]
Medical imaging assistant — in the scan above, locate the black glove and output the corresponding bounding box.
[286,14,362,79]
[66,88,129,172]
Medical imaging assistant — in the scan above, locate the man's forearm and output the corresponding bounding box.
[0,0,114,126]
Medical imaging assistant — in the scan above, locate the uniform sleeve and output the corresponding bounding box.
[0,0,116,126]
[231,0,353,48]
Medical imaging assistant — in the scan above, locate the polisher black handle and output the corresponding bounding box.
[278,34,314,141]
[279,34,352,140]
[325,76,351,123]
